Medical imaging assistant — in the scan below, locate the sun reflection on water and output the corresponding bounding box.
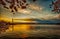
[13,24,32,32]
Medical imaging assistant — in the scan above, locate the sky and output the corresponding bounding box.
[0,0,60,23]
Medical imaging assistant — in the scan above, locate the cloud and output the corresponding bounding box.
[18,9,31,14]
[37,14,60,20]
[28,4,43,12]
[17,3,43,14]
[53,14,60,20]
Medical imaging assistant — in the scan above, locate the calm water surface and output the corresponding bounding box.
[0,24,60,38]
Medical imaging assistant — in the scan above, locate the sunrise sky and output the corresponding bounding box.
[0,0,60,23]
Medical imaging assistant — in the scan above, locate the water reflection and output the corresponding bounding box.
[0,21,9,34]
[0,24,60,38]
[13,24,31,32]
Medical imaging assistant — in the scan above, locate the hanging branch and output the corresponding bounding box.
[0,0,37,12]
[50,0,60,13]
[0,0,27,12]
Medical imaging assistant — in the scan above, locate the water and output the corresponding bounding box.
[0,24,60,38]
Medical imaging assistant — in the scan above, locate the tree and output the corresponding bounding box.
[50,0,60,13]
[0,0,36,12]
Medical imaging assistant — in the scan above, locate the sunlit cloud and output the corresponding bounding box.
[28,4,43,12]
[37,14,60,20]
[17,3,43,14]
[52,14,60,20]
[18,9,31,14]
[0,17,12,22]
